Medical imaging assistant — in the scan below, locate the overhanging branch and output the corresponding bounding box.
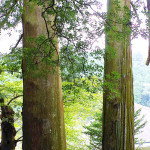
[13,34,23,50]
[7,95,23,105]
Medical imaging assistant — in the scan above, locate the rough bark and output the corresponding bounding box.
[22,1,66,150]
[1,99,16,150]
[102,0,134,150]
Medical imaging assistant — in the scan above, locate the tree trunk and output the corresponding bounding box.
[102,0,134,150]
[22,1,66,150]
[1,99,16,150]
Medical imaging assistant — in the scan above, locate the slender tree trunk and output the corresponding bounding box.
[102,0,134,150]
[22,1,66,150]
[1,98,16,150]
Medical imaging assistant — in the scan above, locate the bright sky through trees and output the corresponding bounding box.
[0,23,22,54]
[0,0,148,58]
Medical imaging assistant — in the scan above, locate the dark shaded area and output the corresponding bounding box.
[0,99,16,150]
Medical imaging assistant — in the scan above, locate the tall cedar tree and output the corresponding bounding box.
[102,0,134,149]
[22,0,66,149]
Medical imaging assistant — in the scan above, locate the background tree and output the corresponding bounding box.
[84,108,147,150]
[63,77,102,149]
[1,98,16,150]
[0,55,23,150]
[103,0,134,149]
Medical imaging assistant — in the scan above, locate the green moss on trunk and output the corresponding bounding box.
[22,1,66,150]
[102,0,134,149]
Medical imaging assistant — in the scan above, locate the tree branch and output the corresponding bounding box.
[0,0,18,29]
[12,34,23,50]
[7,95,23,105]
[146,0,150,65]
[15,136,23,143]
[16,128,22,133]
[130,1,141,25]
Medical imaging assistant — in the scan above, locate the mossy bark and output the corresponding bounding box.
[22,1,66,150]
[102,0,134,150]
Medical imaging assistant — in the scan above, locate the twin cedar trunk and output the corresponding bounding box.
[22,1,66,150]
[103,0,134,150]
[22,0,134,149]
